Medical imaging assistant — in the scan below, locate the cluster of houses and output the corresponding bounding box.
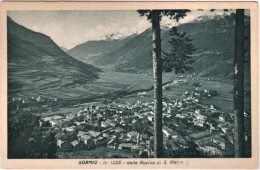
[8,95,59,113]
[37,86,235,157]
[40,102,157,157]
[162,88,235,156]
[8,76,237,158]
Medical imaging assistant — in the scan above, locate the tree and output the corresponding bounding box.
[137,10,190,158]
[162,27,196,73]
[8,111,57,158]
[233,9,245,158]
[200,9,248,157]
[164,139,208,158]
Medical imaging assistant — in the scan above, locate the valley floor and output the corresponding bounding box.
[8,71,251,158]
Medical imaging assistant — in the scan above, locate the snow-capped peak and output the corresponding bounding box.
[192,15,215,23]
[160,24,173,31]
[160,19,177,31]
[190,13,232,24]
[105,32,127,40]
[102,32,138,41]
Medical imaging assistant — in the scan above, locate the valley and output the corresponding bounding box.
[8,72,251,158]
[7,12,251,159]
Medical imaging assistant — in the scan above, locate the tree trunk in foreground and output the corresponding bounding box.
[151,10,163,158]
[234,9,245,158]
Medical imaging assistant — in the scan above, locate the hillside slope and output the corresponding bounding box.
[68,33,138,66]
[113,14,238,76]
[8,16,102,98]
[68,14,250,78]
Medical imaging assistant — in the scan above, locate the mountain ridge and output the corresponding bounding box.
[68,13,250,78]
[8,16,102,99]
[68,33,138,65]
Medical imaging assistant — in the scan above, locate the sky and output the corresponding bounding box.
[8,10,233,49]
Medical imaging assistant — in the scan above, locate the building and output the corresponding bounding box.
[101,121,110,128]
[212,135,226,150]
[196,114,207,120]
[60,131,78,141]
[193,119,205,127]
[194,136,212,146]
[219,114,227,122]
[57,139,64,148]
[200,141,223,156]
[162,126,178,139]
[147,116,153,122]
[88,130,101,138]
[106,119,117,127]
[71,140,79,147]
[75,124,86,131]
[127,131,139,139]
[118,143,133,151]
[107,138,116,149]
[220,127,232,134]
[190,131,211,140]
[77,130,87,136]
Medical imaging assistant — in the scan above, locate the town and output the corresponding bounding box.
[8,77,250,158]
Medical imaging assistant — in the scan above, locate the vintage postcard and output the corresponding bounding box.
[0,1,258,169]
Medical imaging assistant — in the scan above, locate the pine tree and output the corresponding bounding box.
[137,10,190,158]
[162,27,196,73]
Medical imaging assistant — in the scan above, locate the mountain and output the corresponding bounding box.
[93,28,154,71]
[68,14,250,78]
[60,46,69,52]
[67,33,138,66]
[7,16,102,98]
[163,14,236,77]
[104,32,134,40]
[173,14,250,78]
[109,14,239,76]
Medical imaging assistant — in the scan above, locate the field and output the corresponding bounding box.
[9,65,248,116]
[8,68,252,159]
[37,69,245,118]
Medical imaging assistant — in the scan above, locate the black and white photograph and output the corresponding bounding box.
[0,1,258,169]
